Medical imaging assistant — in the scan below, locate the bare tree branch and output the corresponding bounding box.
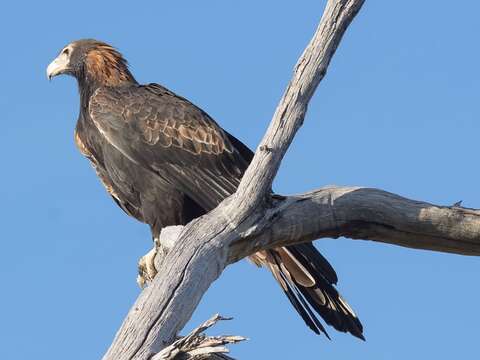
[234,0,365,213]
[98,1,479,359]
[233,187,480,257]
[157,187,480,261]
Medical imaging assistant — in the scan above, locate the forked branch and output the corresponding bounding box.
[100,1,479,359]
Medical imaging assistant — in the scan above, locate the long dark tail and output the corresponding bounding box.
[251,243,364,340]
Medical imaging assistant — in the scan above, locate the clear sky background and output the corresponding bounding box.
[1,1,479,359]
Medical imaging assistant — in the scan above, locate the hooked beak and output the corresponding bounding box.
[46,53,69,80]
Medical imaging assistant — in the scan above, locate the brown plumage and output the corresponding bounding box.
[47,39,364,340]
[85,44,134,85]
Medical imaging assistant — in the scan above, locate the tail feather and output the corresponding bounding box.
[250,243,364,340]
[271,250,332,338]
[278,267,331,338]
[287,243,338,285]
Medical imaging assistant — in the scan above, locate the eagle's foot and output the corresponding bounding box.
[137,245,158,288]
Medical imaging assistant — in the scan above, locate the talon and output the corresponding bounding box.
[137,245,158,288]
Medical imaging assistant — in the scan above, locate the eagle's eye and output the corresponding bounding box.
[62,48,70,56]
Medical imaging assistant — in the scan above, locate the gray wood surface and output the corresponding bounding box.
[152,314,244,360]
[100,1,479,359]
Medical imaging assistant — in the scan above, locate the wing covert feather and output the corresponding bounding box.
[89,84,251,210]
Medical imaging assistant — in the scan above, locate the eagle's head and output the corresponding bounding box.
[47,39,136,86]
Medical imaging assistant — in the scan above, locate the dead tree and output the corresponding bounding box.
[101,1,480,359]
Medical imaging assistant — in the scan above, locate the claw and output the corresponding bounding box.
[137,246,158,288]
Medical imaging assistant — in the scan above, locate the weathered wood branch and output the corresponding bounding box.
[158,187,480,260]
[100,1,478,359]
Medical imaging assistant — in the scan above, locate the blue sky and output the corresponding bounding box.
[1,1,479,359]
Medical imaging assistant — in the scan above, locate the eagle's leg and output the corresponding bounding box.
[136,226,183,287]
[136,237,161,288]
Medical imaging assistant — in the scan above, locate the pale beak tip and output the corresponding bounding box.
[46,59,62,81]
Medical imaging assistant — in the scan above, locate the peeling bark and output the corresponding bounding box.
[152,314,245,360]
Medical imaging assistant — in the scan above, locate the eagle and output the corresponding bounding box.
[47,39,364,340]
